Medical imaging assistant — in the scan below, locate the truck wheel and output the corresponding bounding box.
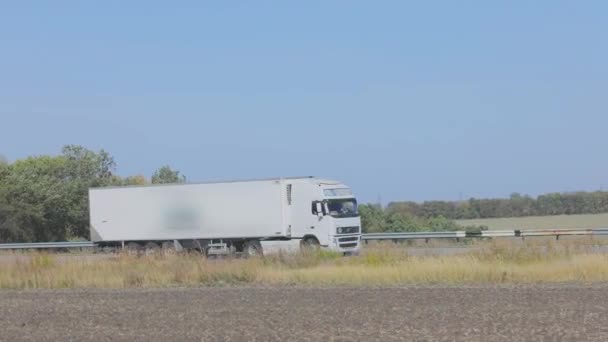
[300,237,320,251]
[242,240,263,258]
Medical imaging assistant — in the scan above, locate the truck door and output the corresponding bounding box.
[288,183,320,240]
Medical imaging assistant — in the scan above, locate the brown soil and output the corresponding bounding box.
[1,285,607,341]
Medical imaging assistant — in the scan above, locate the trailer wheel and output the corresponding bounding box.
[144,242,161,256]
[126,242,142,256]
[161,241,177,256]
[242,240,263,258]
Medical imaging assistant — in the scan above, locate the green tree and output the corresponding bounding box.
[0,145,119,242]
[384,211,422,232]
[60,145,117,238]
[0,157,15,241]
[386,201,420,216]
[358,204,385,233]
[151,165,186,184]
[0,156,9,182]
[0,155,69,241]
[121,174,148,186]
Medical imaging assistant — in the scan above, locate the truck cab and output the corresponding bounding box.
[288,178,362,253]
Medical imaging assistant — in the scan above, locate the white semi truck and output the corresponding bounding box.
[89,176,361,256]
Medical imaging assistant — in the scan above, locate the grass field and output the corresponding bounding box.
[456,213,608,230]
[2,239,608,289]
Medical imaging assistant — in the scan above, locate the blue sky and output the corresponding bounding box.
[1,1,607,203]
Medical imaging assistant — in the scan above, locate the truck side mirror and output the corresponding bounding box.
[316,202,324,217]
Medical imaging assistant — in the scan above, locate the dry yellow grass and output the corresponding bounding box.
[2,240,608,289]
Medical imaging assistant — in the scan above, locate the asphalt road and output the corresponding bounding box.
[1,285,608,341]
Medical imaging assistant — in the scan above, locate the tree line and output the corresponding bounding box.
[0,145,185,243]
[386,191,608,220]
[358,204,485,234]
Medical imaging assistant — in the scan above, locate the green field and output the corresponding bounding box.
[456,213,608,230]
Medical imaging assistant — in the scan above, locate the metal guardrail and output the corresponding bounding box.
[362,231,466,240]
[479,230,516,237]
[520,229,591,237]
[362,228,608,241]
[1,228,608,250]
[0,241,96,250]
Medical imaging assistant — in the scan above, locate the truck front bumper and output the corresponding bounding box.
[328,234,361,253]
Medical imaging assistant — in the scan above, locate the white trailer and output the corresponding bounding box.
[89,177,361,256]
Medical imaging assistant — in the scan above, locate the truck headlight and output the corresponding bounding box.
[337,227,343,234]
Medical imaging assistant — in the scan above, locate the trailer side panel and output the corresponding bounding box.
[89,180,286,242]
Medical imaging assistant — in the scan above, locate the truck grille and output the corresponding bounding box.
[338,236,359,249]
[339,237,359,242]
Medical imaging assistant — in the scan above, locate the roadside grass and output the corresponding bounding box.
[2,239,608,289]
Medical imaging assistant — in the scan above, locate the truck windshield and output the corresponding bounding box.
[327,198,359,218]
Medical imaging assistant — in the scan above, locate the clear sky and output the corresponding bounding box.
[1,1,607,203]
